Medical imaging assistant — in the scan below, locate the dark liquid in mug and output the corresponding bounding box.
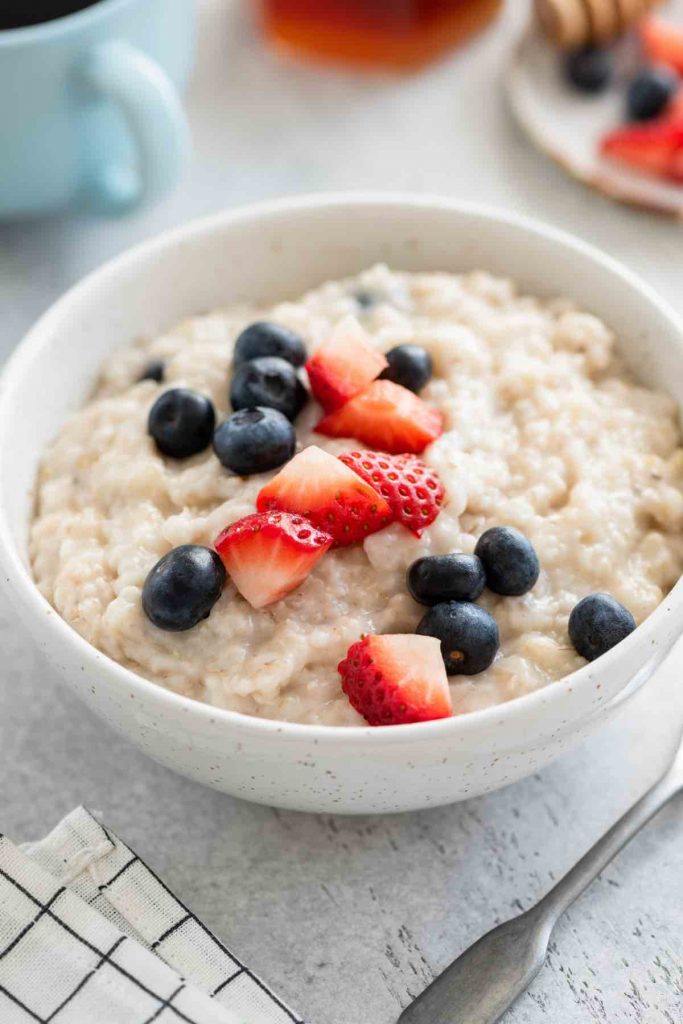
[0,1,99,30]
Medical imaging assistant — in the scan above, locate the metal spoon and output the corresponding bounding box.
[399,733,683,1024]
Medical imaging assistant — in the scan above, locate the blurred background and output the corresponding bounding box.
[1,0,680,366]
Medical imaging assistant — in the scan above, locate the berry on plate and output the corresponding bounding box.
[233,321,307,368]
[142,545,226,632]
[230,356,308,421]
[338,633,453,726]
[148,388,216,459]
[213,407,295,477]
[641,17,683,76]
[626,66,678,122]
[339,449,444,535]
[564,46,614,94]
[316,380,443,455]
[407,553,486,605]
[474,526,540,597]
[380,343,433,393]
[305,315,388,412]
[599,121,683,182]
[215,511,332,609]
[416,601,499,675]
[257,445,392,546]
[568,592,636,662]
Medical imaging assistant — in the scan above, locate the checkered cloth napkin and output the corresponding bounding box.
[0,808,302,1024]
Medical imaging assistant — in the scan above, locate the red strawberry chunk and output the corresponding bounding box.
[339,634,453,726]
[641,17,683,76]
[305,315,388,412]
[339,450,445,536]
[600,121,683,183]
[316,379,443,455]
[256,445,392,546]
[215,511,332,608]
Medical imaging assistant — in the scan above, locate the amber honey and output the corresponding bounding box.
[259,0,502,71]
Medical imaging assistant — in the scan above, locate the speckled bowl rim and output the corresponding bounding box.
[2,192,682,746]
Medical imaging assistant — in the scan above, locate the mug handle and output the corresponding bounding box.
[81,41,191,214]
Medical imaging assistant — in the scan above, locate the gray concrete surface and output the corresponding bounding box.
[1,3,682,1021]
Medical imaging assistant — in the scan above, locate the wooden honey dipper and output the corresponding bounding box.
[535,0,663,48]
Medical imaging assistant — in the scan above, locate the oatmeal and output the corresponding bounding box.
[30,265,683,725]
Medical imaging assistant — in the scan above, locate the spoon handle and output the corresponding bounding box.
[540,767,682,921]
[399,759,682,1024]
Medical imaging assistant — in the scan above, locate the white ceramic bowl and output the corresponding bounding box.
[2,194,683,814]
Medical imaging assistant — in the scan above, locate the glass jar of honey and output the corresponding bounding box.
[259,0,502,72]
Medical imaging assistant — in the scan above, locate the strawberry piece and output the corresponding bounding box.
[338,634,453,726]
[600,121,683,182]
[256,445,392,546]
[305,315,388,412]
[316,379,443,455]
[339,450,445,536]
[215,511,332,608]
[641,17,683,75]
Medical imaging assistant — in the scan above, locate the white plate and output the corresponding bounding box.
[506,18,683,218]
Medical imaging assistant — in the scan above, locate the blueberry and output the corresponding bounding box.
[380,344,433,393]
[139,359,165,383]
[564,46,614,94]
[214,407,295,476]
[627,66,678,121]
[142,545,226,632]
[354,290,378,309]
[417,601,499,675]
[230,356,308,421]
[148,388,216,458]
[408,554,486,606]
[568,593,636,662]
[234,322,307,368]
[475,526,540,597]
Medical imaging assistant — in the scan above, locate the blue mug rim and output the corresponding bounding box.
[0,0,142,46]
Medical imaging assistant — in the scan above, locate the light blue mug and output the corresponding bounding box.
[0,0,195,218]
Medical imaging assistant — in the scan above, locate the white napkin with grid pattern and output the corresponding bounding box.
[0,807,302,1024]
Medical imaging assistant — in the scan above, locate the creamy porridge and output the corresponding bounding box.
[30,265,683,726]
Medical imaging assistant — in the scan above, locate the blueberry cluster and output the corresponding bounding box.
[408,527,540,676]
[565,46,678,121]
[146,321,308,477]
[408,527,636,677]
[142,323,312,631]
[219,321,308,475]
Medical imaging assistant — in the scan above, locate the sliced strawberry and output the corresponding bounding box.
[256,445,392,546]
[305,315,388,412]
[338,634,452,726]
[600,121,683,182]
[641,17,683,75]
[316,379,443,455]
[339,450,445,536]
[214,511,332,608]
